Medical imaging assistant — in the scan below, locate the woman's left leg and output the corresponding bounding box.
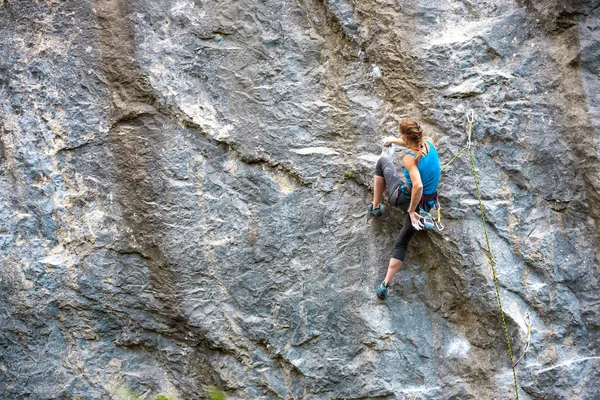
[372,176,386,207]
[371,156,403,211]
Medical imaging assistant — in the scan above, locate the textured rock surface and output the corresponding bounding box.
[1,0,599,399]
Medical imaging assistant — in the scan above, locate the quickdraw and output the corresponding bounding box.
[512,312,532,369]
[432,109,475,231]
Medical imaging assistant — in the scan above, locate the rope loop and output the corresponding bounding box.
[440,109,522,399]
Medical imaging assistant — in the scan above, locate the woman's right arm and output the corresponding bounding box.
[403,155,425,230]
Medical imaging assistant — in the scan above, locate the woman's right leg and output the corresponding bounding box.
[377,212,418,299]
[384,257,403,286]
[374,167,414,299]
[385,212,417,284]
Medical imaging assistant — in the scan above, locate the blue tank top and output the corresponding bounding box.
[403,140,441,195]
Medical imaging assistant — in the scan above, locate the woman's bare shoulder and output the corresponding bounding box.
[403,153,417,166]
[423,136,435,145]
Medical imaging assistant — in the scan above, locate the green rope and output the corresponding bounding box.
[441,145,468,172]
[468,144,520,400]
[443,113,520,399]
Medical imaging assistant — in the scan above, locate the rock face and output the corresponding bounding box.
[0,0,599,399]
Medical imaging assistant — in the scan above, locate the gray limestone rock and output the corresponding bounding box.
[0,0,599,399]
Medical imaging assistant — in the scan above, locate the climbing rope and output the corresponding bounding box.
[440,110,474,172]
[429,114,473,229]
[441,145,468,172]
[446,110,521,399]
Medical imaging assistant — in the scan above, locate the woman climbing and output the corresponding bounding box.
[368,120,441,300]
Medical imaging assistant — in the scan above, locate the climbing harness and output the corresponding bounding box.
[444,110,523,399]
[512,312,532,369]
[420,194,444,231]
[419,209,435,230]
[396,185,444,231]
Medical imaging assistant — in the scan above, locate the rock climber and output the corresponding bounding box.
[368,119,441,300]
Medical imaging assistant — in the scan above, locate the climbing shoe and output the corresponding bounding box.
[376,280,389,300]
[368,202,384,217]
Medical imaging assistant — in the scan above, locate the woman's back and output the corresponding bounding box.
[403,140,441,195]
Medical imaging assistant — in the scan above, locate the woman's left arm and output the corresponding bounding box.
[403,155,424,230]
[384,137,410,148]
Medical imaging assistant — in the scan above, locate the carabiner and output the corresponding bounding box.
[512,312,532,369]
[466,110,474,149]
